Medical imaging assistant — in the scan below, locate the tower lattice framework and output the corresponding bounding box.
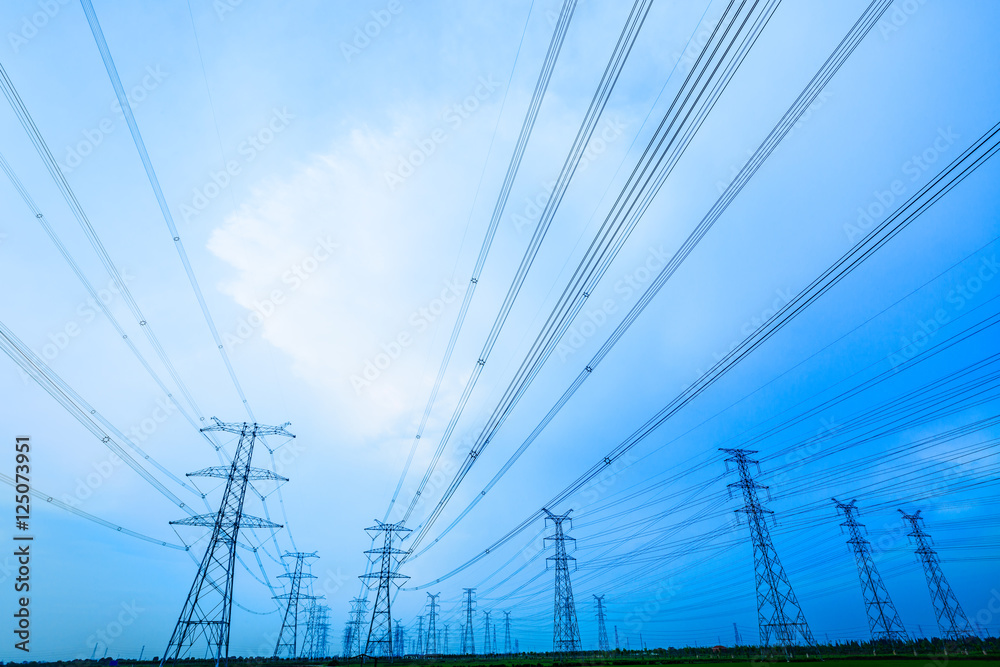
[595,595,610,652]
[900,510,974,641]
[426,592,440,654]
[273,551,319,657]
[721,449,815,648]
[462,588,476,654]
[161,419,292,666]
[503,612,512,655]
[360,520,410,657]
[833,499,907,643]
[544,508,581,652]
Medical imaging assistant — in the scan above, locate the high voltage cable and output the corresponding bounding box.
[410,0,892,555]
[384,0,576,522]
[0,319,198,514]
[407,119,1000,587]
[0,471,188,550]
[0,151,228,461]
[405,0,785,550]
[78,0,299,565]
[398,0,656,524]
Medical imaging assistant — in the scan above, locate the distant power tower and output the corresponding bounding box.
[360,520,411,657]
[344,597,368,657]
[483,610,493,654]
[426,592,440,654]
[161,419,292,666]
[615,625,620,650]
[832,499,908,643]
[416,616,425,655]
[274,552,319,657]
[595,595,610,652]
[899,510,974,641]
[503,611,512,655]
[302,603,330,658]
[721,449,815,648]
[544,509,581,652]
[443,623,450,654]
[393,621,405,657]
[733,623,741,647]
[462,588,476,654]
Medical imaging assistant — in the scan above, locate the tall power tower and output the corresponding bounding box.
[595,595,610,652]
[161,419,293,666]
[721,448,815,648]
[426,592,440,654]
[443,623,450,654]
[360,520,411,657]
[274,552,319,657]
[503,611,512,655]
[899,510,974,641]
[832,499,907,643]
[462,588,476,654]
[544,509,582,652]
[483,610,493,654]
[733,623,741,647]
[416,616,425,655]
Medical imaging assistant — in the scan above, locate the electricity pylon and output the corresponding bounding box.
[161,419,292,667]
[544,508,581,652]
[393,622,405,657]
[503,612,512,655]
[345,597,368,657]
[426,592,440,654]
[483,610,492,654]
[899,510,974,641]
[444,623,450,654]
[416,616,425,655]
[615,625,620,650]
[302,602,329,658]
[721,449,815,649]
[832,499,907,644]
[462,588,476,654]
[733,623,741,647]
[274,552,319,657]
[360,520,411,657]
[595,595,610,652]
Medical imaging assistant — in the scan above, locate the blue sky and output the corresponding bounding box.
[1,0,999,659]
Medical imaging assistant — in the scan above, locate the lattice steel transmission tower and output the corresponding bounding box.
[832,499,907,643]
[274,551,319,657]
[544,509,582,652]
[393,621,405,657]
[360,520,411,657]
[302,602,330,658]
[161,419,292,666]
[416,616,425,655]
[899,510,974,641]
[346,597,368,657]
[483,610,493,654]
[427,592,440,654]
[721,449,815,648]
[503,612,512,655]
[462,588,476,654]
[595,595,610,652]
[444,623,450,654]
